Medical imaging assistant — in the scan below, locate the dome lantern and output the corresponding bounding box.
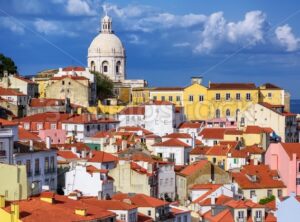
[101,15,112,33]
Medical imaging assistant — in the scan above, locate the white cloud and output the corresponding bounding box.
[275,24,300,52]
[66,0,95,16]
[127,34,146,45]
[194,10,268,54]
[0,17,25,34]
[173,42,190,47]
[34,19,76,36]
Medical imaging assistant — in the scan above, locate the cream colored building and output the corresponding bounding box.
[0,164,28,201]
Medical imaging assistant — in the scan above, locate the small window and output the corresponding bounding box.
[68,82,71,85]
[189,95,194,102]
[153,96,157,101]
[278,189,282,197]
[226,93,230,100]
[268,92,272,98]
[147,210,151,216]
[246,93,251,101]
[215,109,221,118]
[169,96,173,101]
[62,81,65,85]
[238,211,244,219]
[103,66,108,72]
[250,190,256,198]
[267,189,273,197]
[161,96,165,101]
[236,93,241,100]
[256,210,262,218]
[226,109,230,117]
[216,93,221,100]
[176,96,181,102]
[199,95,204,102]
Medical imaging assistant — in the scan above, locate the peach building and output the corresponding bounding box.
[265,143,300,195]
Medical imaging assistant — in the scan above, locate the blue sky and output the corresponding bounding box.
[0,0,300,98]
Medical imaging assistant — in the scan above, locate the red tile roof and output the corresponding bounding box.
[112,193,168,208]
[62,66,85,71]
[86,165,108,174]
[244,125,273,134]
[260,83,282,90]
[130,162,152,176]
[163,132,192,139]
[145,100,174,106]
[4,194,116,222]
[209,83,257,90]
[29,98,65,107]
[151,87,183,91]
[119,106,145,115]
[0,118,18,126]
[178,160,209,177]
[206,145,231,156]
[199,128,226,139]
[232,164,286,189]
[17,112,72,123]
[280,143,300,160]
[152,138,190,148]
[190,146,210,155]
[54,143,90,152]
[18,127,41,141]
[224,129,243,135]
[0,87,25,96]
[88,151,118,163]
[62,114,119,124]
[118,126,153,135]
[178,122,202,129]
[81,197,137,210]
[57,151,79,160]
[50,75,89,81]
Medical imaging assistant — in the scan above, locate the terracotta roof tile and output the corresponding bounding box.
[280,143,300,160]
[88,151,118,163]
[29,98,65,107]
[57,151,79,160]
[209,83,257,90]
[199,128,226,139]
[18,127,40,141]
[179,160,208,177]
[178,122,202,129]
[163,132,192,139]
[153,138,190,148]
[62,66,85,71]
[145,100,174,106]
[119,106,145,115]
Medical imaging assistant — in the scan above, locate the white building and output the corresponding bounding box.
[238,102,298,142]
[144,101,175,137]
[0,86,28,106]
[13,141,57,196]
[64,163,114,199]
[118,106,145,127]
[61,114,119,142]
[157,162,176,200]
[178,122,203,137]
[152,138,191,165]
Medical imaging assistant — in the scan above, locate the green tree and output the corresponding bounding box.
[92,71,114,101]
[0,53,18,76]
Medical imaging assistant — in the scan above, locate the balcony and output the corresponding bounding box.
[0,150,6,157]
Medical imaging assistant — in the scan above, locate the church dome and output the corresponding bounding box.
[88,14,125,57]
[88,32,125,57]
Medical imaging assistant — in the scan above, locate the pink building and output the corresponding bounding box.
[39,129,67,144]
[265,143,300,195]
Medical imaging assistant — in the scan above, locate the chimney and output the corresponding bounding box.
[10,203,20,221]
[121,140,127,150]
[211,195,216,205]
[46,136,51,149]
[89,151,93,159]
[29,140,34,151]
[71,146,77,154]
[81,150,86,158]
[97,191,102,200]
[191,76,203,85]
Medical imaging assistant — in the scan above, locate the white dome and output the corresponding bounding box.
[88,33,125,57]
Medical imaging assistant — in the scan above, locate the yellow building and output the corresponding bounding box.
[258,83,285,106]
[131,87,151,105]
[32,69,58,98]
[130,77,288,121]
[149,87,184,106]
[0,164,28,201]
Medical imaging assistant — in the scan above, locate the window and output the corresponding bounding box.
[296,178,300,185]
[278,189,283,197]
[256,210,262,218]
[176,96,181,102]
[160,179,163,185]
[26,160,31,175]
[215,109,221,118]
[238,211,244,219]
[50,123,57,129]
[37,123,43,130]
[199,95,204,102]
[226,109,230,117]
[268,92,272,98]
[216,93,221,100]
[35,159,40,175]
[170,153,175,162]
[24,123,30,130]
[212,157,216,164]
[226,93,230,100]
[147,210,151,216]
[45,157,49,173]
[246,93,251,101]
[169,96,173,101]
[250,190,256,198]
[102,61,109,73]
[161,96,165,101]
[50,156,55,172]
[120,214,126,221]
[103,66,108,72]
[189,95,194,102]
[236,93,241,100]
[267,189,273,197]
[62,81,65,85]
[153,96,157,101]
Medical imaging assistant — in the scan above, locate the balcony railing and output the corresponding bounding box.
[0,150,6,157]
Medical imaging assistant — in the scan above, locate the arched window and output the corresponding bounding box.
[116,61,121,74]
[90,61,95,72]
[215,109,220,118]
[102,61,109,73]
[226,109,231,117]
